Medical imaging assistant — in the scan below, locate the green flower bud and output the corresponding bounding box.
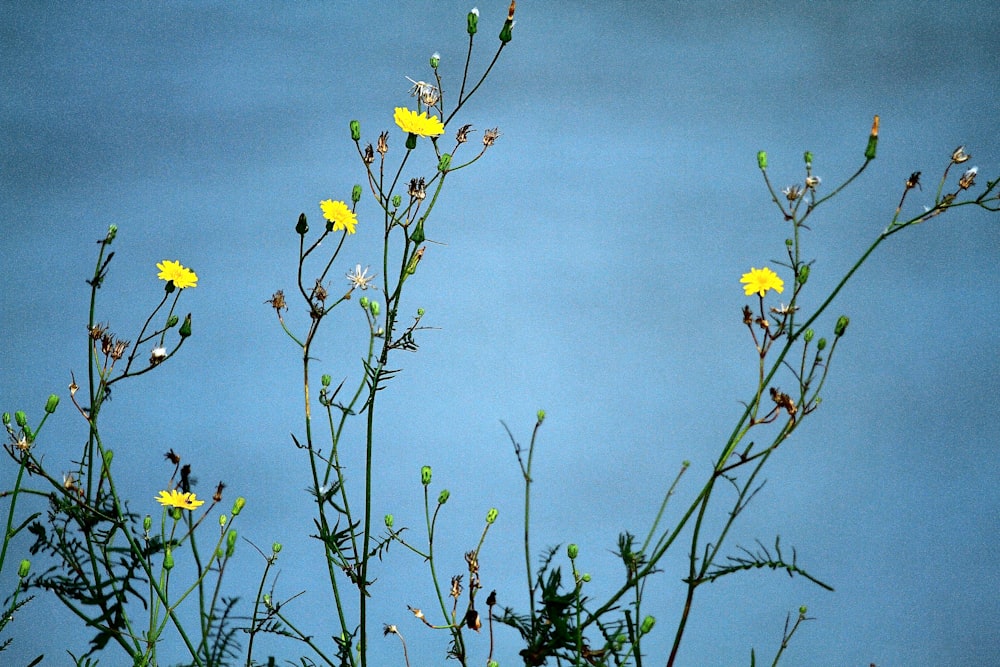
[467,8,479,34]
[581,573,591,582]
[18,559,31,579]
[757,150,768,169]
[803,328,815,343]
[392,194,402,208]
[438,489,450,505]
[167,314,179,328]
[499,21,513,43]
[296,212,308,235]
[179,314,192,338]
[384,513,394,528]
[103,449,114,469]
[421,465,432,485]
[409,220,425,245]
[106,224,118,243]
[226,529,238,557]
[430,52,440,68]
[144,514,152,531]
[417,308,425,317]
[537,409,546,423]
[486,507,499,524]
[797,265,810,285]
[263,593,272,608]
[272,542,282,554]
[359,296,369,309]
[350,119,361,141]
[438,153,452,172]
[640,615,656,634]
[405,133,417,150]
[164,548,175,570]
[488,661,499,667]
[785,238,794,247]
[231,496,246,516]
[817,338,827,351]
[171,507,182,521]
[834,315,850,337]
[865,115,879,160]
[804,151,813,166]
[799,605,808,615]
[567,543,579,559]
[219,514,227,527]
[321,374,332,387]
[44,394,59,414]
[14,411,28,428]
[369,300,380,317]
[2,412,9,425]
[352,184,362,203]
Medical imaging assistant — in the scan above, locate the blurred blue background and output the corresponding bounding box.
[3,2,999,665]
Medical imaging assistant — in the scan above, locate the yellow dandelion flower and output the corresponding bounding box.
[156,260,198,289]
[155,489,206,510]
[320,199,358,235]
[393,107,445,138]
[740,266,785,297]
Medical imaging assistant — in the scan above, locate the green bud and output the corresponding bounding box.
[144,514,152,531]
[231,496,246,516]
[421,465,432,485]
[817,338,827,351]
[392,194,402,208]
[352,184,362,203]
[166,314,179,328]
[405,133,417,150]
[430,52,440,68]
[785,238,794,247]
[417,308,425,317]
[171,507,182,521]
[409,220,425,245]
[369,301,380,317]
[106,224,118,243]
[488,662,499,667]
[757,150,768,169]
[219,514,227,527]
[296,212,308,235]
[164,548,174,570]
[384,514,394,528]
[44,394,59,414]
[581,573,591,582]
[799,605,808,615]
[438,153,452,172]
[263,593,272,608]
[865,116,879,159]
[18,559,31,578]
[567,543,579,559]
[804,151,813,166]
[803,328,815,343]
[179,314,192,338]
[226,529,238,557]
[486,507,499,524]
[14,411,28,428]
[467,8,479,34]
[272,542,282,554]
[103,449,114,470]
[350,119,361,141]
[321,374,332,387]
[640,615,656,634]
[438,489,450,505]
[537,409,546,423]
[797,265,810,285]
[359,296,369,309]
[834,315,850,337]
[2,412,9,426]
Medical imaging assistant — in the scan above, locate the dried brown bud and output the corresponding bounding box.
[951,146,971,164]
[377,131,389,155]
[408,177,427,201]
[456,124,473,143]
[311,279,328,303]
[905,171,921,190]
[363,143,375,164]
[482,127,501,148]
[164,449,181,464]
[267,290,287,311]
[958,166,978,190]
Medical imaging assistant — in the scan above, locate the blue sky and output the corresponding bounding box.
[3,2,999,665]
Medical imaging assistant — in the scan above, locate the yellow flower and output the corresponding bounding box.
[740,266,785,297]
[155,489,206,510]
[320,200,358,234]
[393,107,445,137]
[156,260,198,289]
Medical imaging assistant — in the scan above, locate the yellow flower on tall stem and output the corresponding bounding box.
[393,107,445,138]
[156,260,198,289]
[155,489,206,510]
[320,200,358,234]
[740,266,784,297]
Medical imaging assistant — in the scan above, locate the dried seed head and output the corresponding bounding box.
[951,145,971,164]
[482,127,501,148]
[456,123,473,143]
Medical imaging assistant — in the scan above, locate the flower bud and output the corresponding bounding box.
[103,449,114,469]
[384,514,394,528]
[359,296,369,309]
[369,301,380,317]
[804,151,813,166]
[296,212,308,235]
[272,542,282,554]
[179,314,192,338]
[144,515,152,531]
[18,559,31,578]
[106,224,118,243]
[226,529,238,557]
[2,412,9,426]
[537,409,546,423]
[350,120,361,141]
[167,314,179,328]
[865,115,879,159]
[488,662,499,667]
[757,151,768,169]
[231,496,246,516]
[438,153,452,172]
[486,507,499,524]
[430,52,440,68]
[567,543,579,559]
[14,411,28,428]
[797,265,810,285]
[321,374,332,387]
[405,133,417,150]
[392,194,402,208]
[803,328,814,343]
[640,615,656,634]
[44,394,59,414]
[582,573,591,582]
[499,2,515,43]
[421,465,432,485]
[817,338,827,351]
[164,548,175,570]
[834,315,850,337]
[352,184,362,203]
[467,8,479,34]
[799,605,808,615]
[219,514,227,527]
[438,489,450,505]
[785,238,793,247]
[417,308,425,317]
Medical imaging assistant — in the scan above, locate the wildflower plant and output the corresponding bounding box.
[3,5,1000,667]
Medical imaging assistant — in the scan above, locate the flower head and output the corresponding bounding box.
[155,489,206,511]
[156,260,198,289]
[958,166,978,190]
[346,264,376,290]
[406,77,440,106]
[740,267,785,297]
[320,200,358,234]
[393,107,445,138]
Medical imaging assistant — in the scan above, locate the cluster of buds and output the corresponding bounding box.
[408,177,427,201]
